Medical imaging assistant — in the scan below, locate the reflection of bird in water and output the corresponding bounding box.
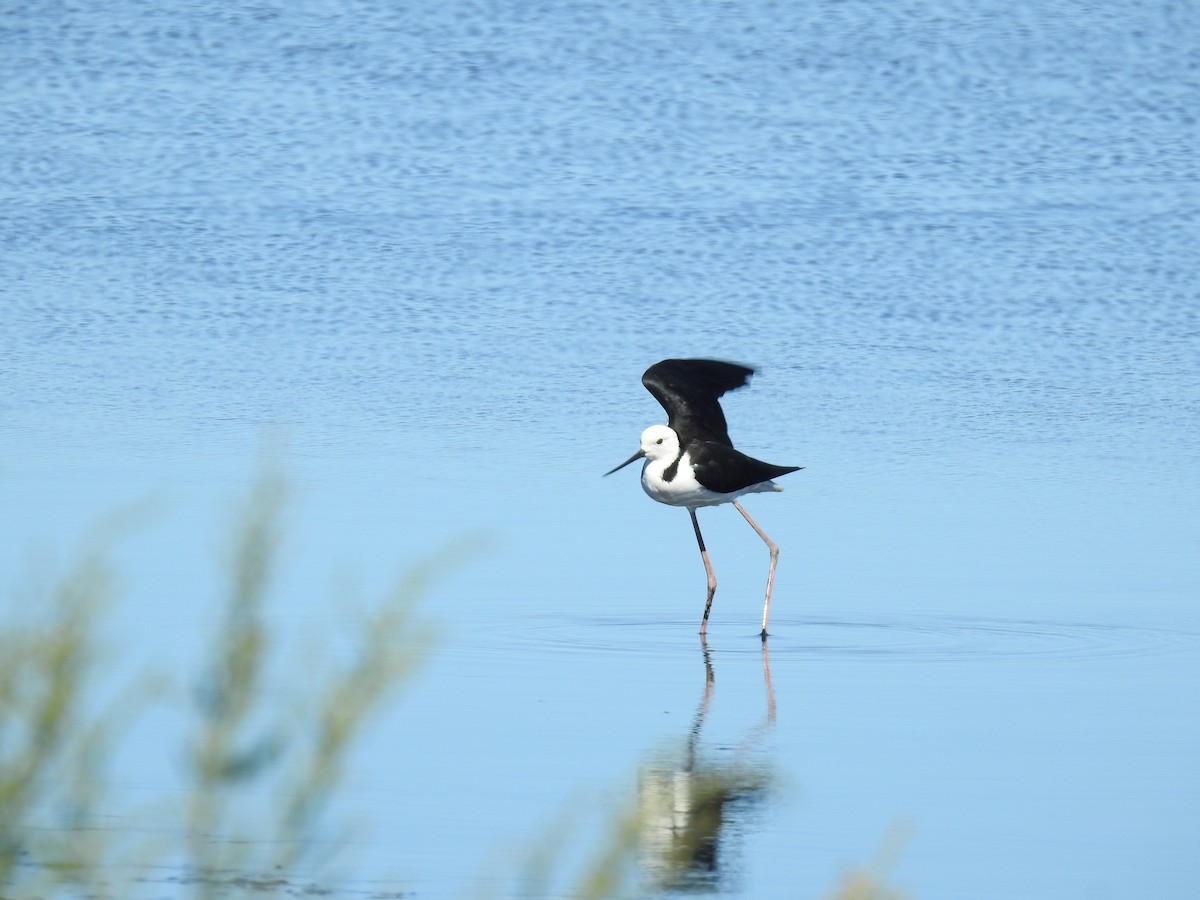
[637,639,776,892]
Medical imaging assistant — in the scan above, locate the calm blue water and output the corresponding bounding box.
[3,1,1199,898]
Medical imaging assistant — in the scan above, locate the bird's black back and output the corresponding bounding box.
[642,358,754,448]
[688,442,802,494]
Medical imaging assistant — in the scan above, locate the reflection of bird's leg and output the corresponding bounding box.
[761,638,776,725]
[687,639,715,769]
[732,501,779,638]
[689,508,717,635]
[734,639,777,755]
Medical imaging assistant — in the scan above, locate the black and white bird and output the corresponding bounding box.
[606,358,801,638]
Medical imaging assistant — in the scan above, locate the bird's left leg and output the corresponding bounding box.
[732,501,779,639]
[689,508,718,636]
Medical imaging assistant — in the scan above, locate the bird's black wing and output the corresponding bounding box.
[688,442,802,494]
[642,358,754,447]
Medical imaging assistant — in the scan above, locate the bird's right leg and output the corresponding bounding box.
[689,508,717,635]
[733,500,779,639]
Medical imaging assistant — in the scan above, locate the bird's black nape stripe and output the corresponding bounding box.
[662,453,681,482]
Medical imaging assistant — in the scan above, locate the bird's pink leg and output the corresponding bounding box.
[733,501,779,639]
[689,508,717,635]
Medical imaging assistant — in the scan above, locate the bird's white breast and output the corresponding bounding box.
[640,451,723,507]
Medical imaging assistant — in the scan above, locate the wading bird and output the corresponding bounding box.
[606,359,800,638]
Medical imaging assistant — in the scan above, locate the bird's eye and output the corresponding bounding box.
[656,438,663,444]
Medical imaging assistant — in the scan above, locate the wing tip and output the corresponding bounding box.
[642,358,757,392]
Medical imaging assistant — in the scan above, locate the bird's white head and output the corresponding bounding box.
[638,424,680,462]
[603,424,681,476]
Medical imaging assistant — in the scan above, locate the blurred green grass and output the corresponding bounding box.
[1,468,443,898]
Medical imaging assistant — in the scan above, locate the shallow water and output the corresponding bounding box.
[3,0,1199,898]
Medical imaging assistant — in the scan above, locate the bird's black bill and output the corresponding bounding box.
[604,449,645,476]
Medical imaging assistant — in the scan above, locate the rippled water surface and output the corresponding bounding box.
[2,1,1198,898]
